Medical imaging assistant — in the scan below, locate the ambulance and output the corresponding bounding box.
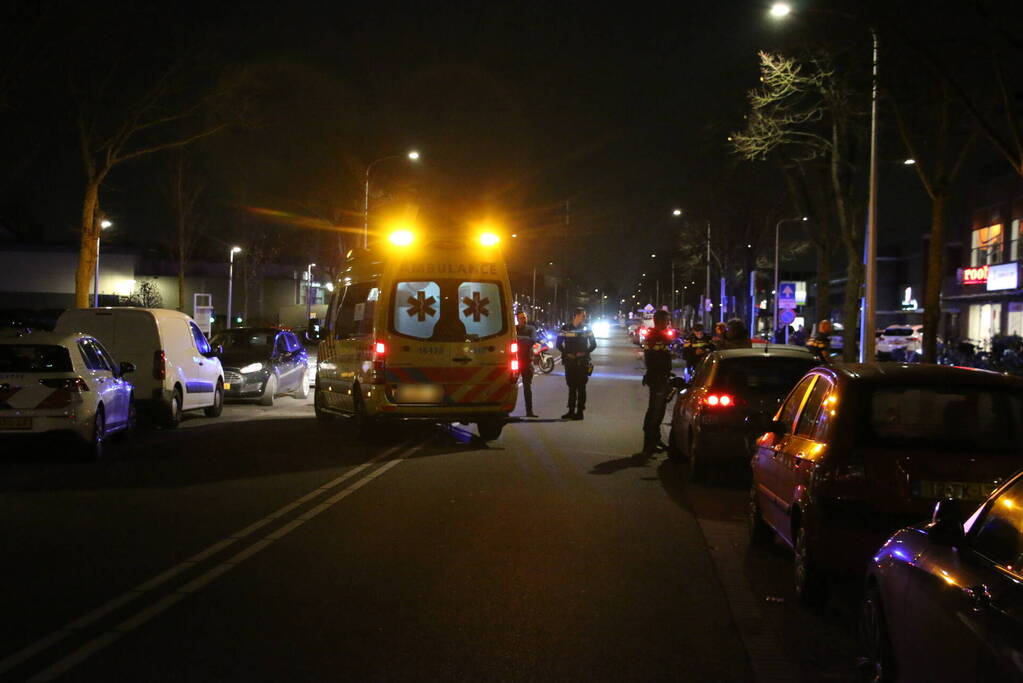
[314,226,519,440]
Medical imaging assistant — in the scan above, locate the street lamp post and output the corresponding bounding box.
[305,262,317,326]
[227,246,241,329]
[93,219,112,307]
[773,217,808,338]
[364,150,420,249]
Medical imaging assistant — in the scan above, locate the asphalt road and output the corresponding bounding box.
[0,329,860,682]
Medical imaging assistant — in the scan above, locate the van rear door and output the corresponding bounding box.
[389,278,513,407]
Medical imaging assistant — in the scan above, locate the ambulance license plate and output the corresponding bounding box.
[0,417,32,430]
[395,384,444,403]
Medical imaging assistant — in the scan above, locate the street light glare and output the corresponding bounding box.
[650,254,656,258]
[407,150,420,161]
[672,208,682,216]
[769,3,792,18]
[100,220,113,229]
[231,246,242,253]
[904,158,916,165]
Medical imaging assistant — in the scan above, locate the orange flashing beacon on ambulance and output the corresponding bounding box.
[314,224,519,441]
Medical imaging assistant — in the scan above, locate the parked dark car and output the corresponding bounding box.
[750,363,1023,604]
[668,345,820,481]
[210,328,309,406]
[863,471,1023,682]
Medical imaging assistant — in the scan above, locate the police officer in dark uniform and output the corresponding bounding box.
[556,307,597,420]
[806,319,833,361]
[515,311,538,417]
[681,323,713,377]
[641,310,674,457]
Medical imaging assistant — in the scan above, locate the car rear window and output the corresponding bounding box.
[212,331,274,351]
[883,327,914,337]
[393,279,507,341]
[714,357,819,393]
[870,386,1023,452]
[0,345,73,372]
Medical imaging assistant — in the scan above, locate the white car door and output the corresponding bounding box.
[91,338,130,428]
[77,339,122,429]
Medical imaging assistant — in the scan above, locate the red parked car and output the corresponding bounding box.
[749,363,1023,603]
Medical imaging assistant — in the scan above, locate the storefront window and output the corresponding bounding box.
[968,302,1002,344]
[971,223,1004,266]
[1012,219,1022,262]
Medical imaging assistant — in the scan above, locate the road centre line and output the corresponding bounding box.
[0,442,413,679]
[26,441,424,683]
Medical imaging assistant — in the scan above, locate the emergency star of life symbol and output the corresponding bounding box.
[406,290,437,321]
[462,291,490,321]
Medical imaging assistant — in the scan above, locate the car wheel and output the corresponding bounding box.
[204,380,224,417]
[84,405,106,461]
[118,397,137,441]
[476,418,505,441]
[794,522,826,606]
[293,369,310,399]
[859,584,896,682]
[748,489,773,546]
[258,376,277,407]
[688,434,710,483]
[164,387,183,429]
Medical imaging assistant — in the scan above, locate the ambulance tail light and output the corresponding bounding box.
[509,342,520,381]
[372,340,387,385]
[153,350,166,381]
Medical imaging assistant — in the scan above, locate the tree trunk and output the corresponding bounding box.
[842,259,864,362]
[74,179,101,308]
[814,245,832,326]
[922,191,947,363]
[177,260,186,313]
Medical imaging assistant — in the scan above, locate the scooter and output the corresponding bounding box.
[532,339,556,374]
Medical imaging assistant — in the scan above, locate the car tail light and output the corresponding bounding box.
[153,350,166,381]
[666,329,676,339]
[371,340,387,385]
[510,342,519,354]
[703,393,735,407]
[39,377,89,392]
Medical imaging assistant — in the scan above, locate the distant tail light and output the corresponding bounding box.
[703,393,735,408]
[153,350,166,381]
[666,329,676,339]
[39,377,89,392]
[371,340,387,385]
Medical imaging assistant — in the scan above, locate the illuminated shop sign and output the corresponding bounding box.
[987,262,1019,291]
[960,265,988,285]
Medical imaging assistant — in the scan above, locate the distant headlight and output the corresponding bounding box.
[239,362,264,374]
[592,321,610,338]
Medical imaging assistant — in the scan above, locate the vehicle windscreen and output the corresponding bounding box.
[882,327,914,337]
[870,386,1023,452]
[0,345,73,372]
[713,357,818,394]
[392,279,507,342]
[211,331,274,352]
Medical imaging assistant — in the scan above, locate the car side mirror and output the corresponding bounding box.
[669,376,688,390]
[928,498,966,546]
[206,345,222,358]
[119,361,136,376]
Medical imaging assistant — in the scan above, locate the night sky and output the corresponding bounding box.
[0,1,968,292]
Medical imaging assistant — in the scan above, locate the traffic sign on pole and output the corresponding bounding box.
[779,308,796,326]
[778,281,797,310]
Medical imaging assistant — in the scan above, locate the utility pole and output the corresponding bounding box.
[705,220,712,327]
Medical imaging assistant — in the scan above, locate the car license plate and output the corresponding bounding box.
[0,417,32,430]
[913,480,996,501]
[224,383,232,390]
[395,384,444,403]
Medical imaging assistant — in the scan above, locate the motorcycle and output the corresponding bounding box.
[532,339,556,374]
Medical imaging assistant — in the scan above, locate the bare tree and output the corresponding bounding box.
[165,150,208,312]
[733,51,869,359]
[71,60,243,307]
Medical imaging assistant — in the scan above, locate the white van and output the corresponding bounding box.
[55,308,225,427]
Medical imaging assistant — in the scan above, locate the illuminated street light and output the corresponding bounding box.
[672,208,682,217]
[365,150,421,248]
[227,246,242,329]
[769,2,791,18]
[904,158,916,165]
